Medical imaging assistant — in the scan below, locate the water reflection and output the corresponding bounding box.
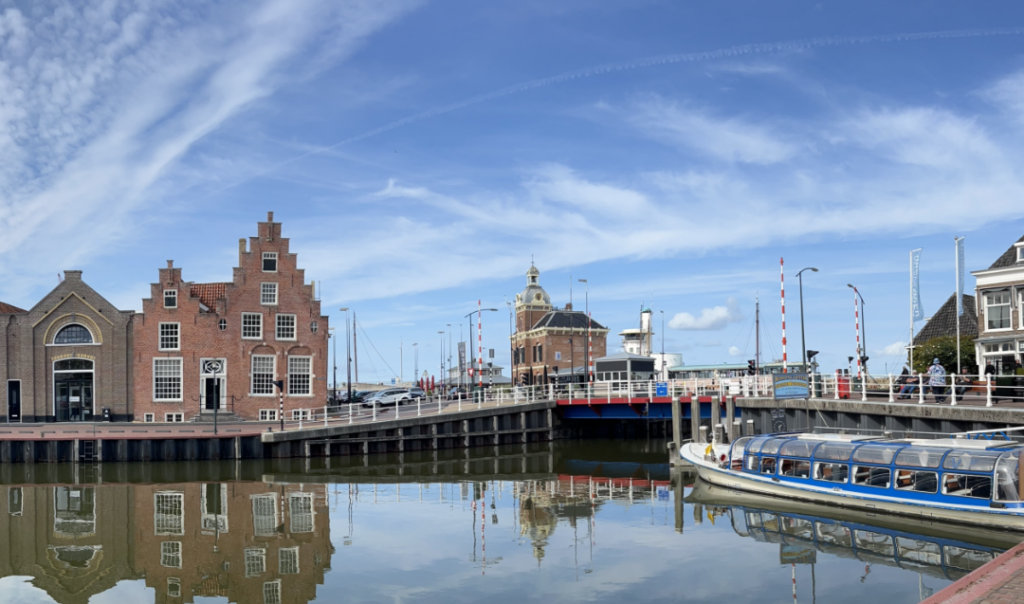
[0,441,1016,604]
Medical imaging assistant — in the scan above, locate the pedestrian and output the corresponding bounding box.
[927,357,947,403]
[985,361,996,378]
[897,366,917,399]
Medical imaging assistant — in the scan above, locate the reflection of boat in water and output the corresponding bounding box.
[687,479,1015,582]
[680,433,1024,530]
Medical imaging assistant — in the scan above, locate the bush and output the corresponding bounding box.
[910,336,977,375]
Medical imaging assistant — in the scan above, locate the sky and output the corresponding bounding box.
[2,1,1024,382]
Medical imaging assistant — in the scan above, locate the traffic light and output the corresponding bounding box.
[860,356,869,366]
[747,360,756,375]
[806,350,819,360]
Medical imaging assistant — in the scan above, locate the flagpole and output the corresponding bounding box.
[955,236,962,375]
[909,250,914,372]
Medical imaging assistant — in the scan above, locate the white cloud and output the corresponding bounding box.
[728,346,741,356]
[629,97,798,164]
[879,341,907,356]
[984,70,1024,124]
[668,298,745,331]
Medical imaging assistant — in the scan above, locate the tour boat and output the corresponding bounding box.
[679,433,1024,530]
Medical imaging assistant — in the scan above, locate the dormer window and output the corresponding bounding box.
[263,252,277,272]
[164,290,177,308]
[1017,243,1024,263]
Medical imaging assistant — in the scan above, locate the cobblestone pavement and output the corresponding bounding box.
[924,540,1024,604]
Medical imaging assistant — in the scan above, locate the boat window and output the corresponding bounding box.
[854,530,894,556]
[942,473,993,499]
[853,466,891,488]
[745,436,770,453]
[746,456,759,472]
[761,438,787,456]
[814,442,856,461]
[760,457,777,475]
[780,459,810,478]
[730,436,753,458]
[894,448,946,469]
[778,440,814,458]
[945,547,996,572]
[814,462,848,483]
[780,517,814,539]
[816,523,852,547]
[852,444,899,465]
[745,512,764,529]
[943,450,1002,473]
[896,537,942,566]
[994,451,1022,502]
[894,469,938,493]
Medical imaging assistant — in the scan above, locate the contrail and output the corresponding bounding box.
[205,27,1024,195]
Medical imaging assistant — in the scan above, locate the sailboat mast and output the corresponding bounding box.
[755,295,760,374]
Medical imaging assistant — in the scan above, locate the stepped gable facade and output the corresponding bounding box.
[133,212,329,423]
[972,233,1024,374]
[511,264,609,385]
[0,272,135,423]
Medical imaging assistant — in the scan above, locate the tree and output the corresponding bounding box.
[910,336,977,375]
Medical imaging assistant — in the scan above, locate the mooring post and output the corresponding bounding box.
[670,396,682,458]
[689,397,701,444]
[744,419,754,437]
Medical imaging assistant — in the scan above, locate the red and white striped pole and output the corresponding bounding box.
[478,300,483,389]
[780,257,788,373]
[854,287,861,378]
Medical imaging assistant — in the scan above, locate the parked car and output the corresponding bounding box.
[362,388,411,407]
[407,387,426,400]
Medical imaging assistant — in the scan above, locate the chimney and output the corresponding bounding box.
[239,238,247,254]
[63,270,83,281]
[166,260,174,269]
[565,302,573,311]
[267,211,274,222]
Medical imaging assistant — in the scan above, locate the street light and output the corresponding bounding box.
[796,267,818,373]
[659,309,665,380]
[438,331,445,390]
[328,326,336,402]
[340,308,352,405]
[466,308,499,388]
[847,284,868,376]
[578,279,589,384]
[505,300,515,385]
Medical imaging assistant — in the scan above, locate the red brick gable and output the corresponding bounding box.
[189,283,227,309]
[0,300,27,314]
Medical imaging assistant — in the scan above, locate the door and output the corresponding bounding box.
[56,382,70,422]
[68,382,83,421]
[7,381,20,423]
[204,378,222,411]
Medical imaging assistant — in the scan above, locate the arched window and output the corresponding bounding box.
[54,359,94,371]
[54,325,93,345]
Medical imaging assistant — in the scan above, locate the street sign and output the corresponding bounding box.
[489,348,494,359]
[772,373,810,400]
[656,382,668,397]
[390,378,396,385]
[468,368,475,377]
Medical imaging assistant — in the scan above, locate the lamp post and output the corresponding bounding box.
[340,308,352,404]
[412,343,418,385]
[447,323,452,387]
[438,331,445,391]
[659,309,665,380]
[506,300,515,386]
[847,284,868,376]
[796,268,818,373]
[329,327,336,403]
[466,308,498,390]
[578,279,589,384]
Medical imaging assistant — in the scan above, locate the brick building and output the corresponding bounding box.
[510,265,609,385]
[133,212,329,423]
[972,233,1024,374]
[1,272,135,423]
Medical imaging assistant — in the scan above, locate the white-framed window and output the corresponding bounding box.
[153,358,183,401]
[200,483,229,533]
[259,409,278,421]
[290,409,311,421]
[289,492,314,533]
[160,541,182,568]
[276,314,296,340]
[143,413,154,422]
[167,578,181,598]
[263,252,278,272]
[242,313,263,339]
[252,494,278,537]
[155,492,184,535]
[159,322,180,351]
[165,413,184,423]
[252,355,275,395]
[260,283,278,306]
[279,547,299,574]
[164,289,177,309]
[288,356,312,396]
[986,291,1011,330]
[245,547,266,578]
[263,580,282,604]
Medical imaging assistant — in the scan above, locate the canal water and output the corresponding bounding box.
[0,439,1017,603]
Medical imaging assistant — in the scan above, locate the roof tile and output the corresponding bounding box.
[189,283,227,309]
[0,300,27,314]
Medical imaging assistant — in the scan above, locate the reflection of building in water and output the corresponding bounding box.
[515,480,600,564]
[0,482,333,604]
[134,482,333,604]
[0,485,136,604]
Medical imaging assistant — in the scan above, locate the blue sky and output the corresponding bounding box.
[2,1,1024,382]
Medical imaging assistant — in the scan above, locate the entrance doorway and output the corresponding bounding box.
[53,359,94,422]
[7,381,20,423]
[203,377,224,411]
[200,358,226,413]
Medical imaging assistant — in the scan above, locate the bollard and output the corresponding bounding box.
[458,396,462,412]
[888,374,894,403]
[733,420,742,440]
[699,425,708,444]
[951,373,957,406]
[987,375,993,407]
[373,402,378,422]
[417,397,421,417]
[713,424,725,444]
[918,374,925,404]
[349,401,353,425]
[744,419,754,437]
